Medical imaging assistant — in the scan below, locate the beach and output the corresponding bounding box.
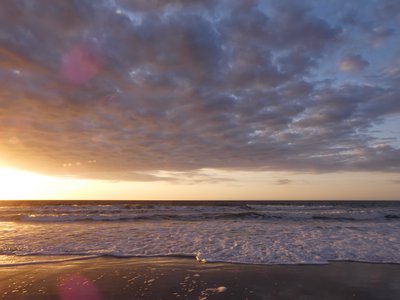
[1,256,399,299]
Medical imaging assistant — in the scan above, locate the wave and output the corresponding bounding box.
[385,214,400,219]
[311,216,356,221]
[0,203,399,224]
[0,211,399,223]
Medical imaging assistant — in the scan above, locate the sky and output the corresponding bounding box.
[0,0,400,200]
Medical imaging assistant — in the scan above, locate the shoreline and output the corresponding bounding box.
[1,256,399,299]
[2,254,400,267]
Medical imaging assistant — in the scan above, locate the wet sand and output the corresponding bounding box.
[0,257,399,299]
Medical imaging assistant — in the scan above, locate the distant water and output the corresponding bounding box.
[0,201,399,265]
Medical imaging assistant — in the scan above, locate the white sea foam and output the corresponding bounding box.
[0,203,399,265]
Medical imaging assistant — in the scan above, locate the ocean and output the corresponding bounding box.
[0,201,399,266]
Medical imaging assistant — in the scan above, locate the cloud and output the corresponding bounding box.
[338,54,369,73]
[369,27,395,47]
[0,0,399,181]
[275,179,292,185]
[156,170,237,185]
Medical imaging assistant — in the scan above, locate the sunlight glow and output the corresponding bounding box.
[0,167,90,200]
[0,168,58,199]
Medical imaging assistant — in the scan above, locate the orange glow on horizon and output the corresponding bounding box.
[0,166,398,200]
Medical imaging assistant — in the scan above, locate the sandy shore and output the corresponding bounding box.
[0,257,399,299]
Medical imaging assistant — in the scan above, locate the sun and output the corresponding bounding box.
[0,167,70,200]
[0,166,106,200]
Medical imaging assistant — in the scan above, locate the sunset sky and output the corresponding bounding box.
[0,0,400,200]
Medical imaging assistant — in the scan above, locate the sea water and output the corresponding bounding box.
[0,201,399,265]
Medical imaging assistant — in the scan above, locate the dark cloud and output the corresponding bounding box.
[0,0,399,181]
[162,170,237,185]
[275,179,292,185]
